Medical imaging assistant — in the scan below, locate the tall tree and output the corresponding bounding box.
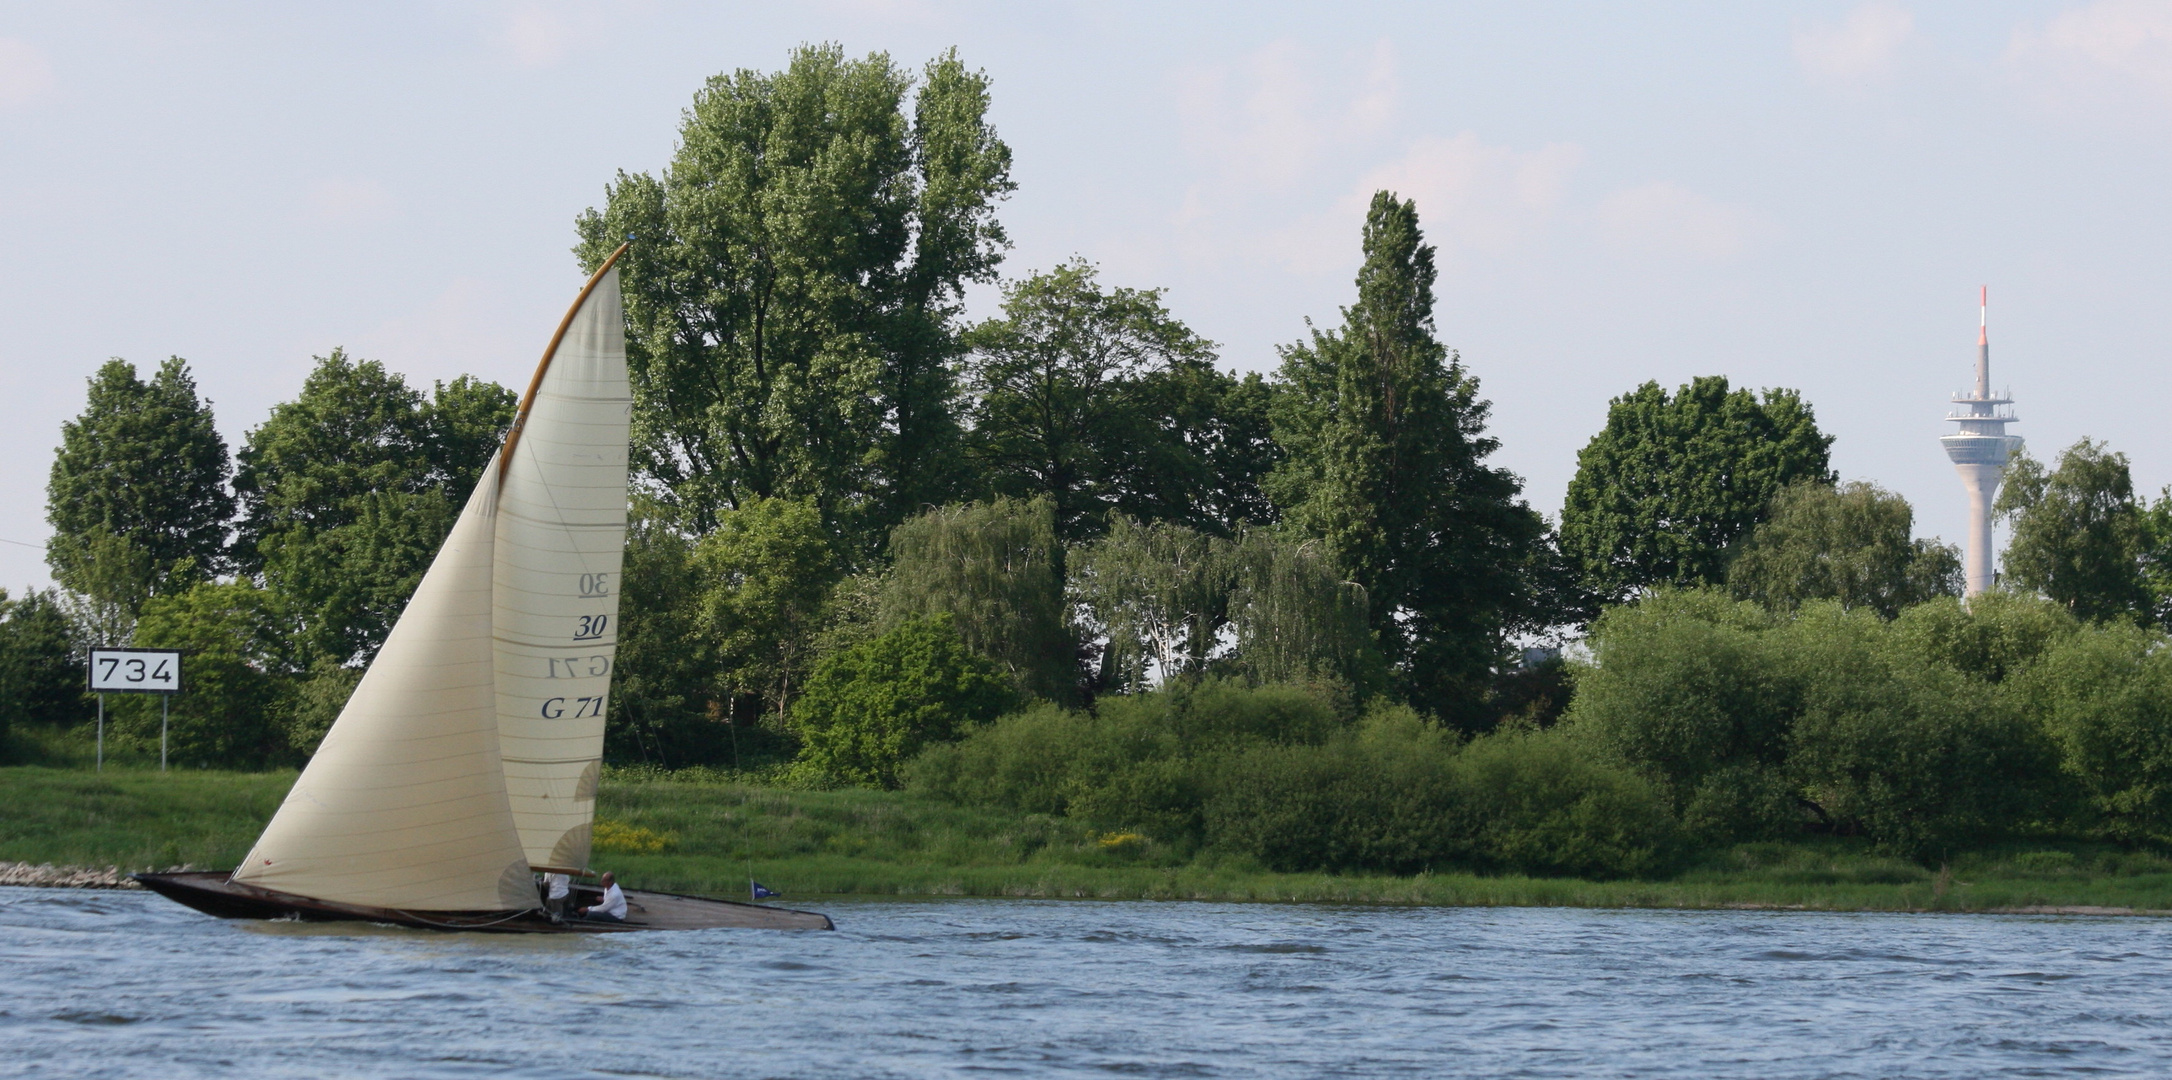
[1562,375,1834,602]
[1727,480,1962,619]
[235,350,514,664]
[1997,440,2151,623]
[694,497,843,738]
[963,260,1257,540]
[46,357,233,611]
[1071,515,1232,691]
[574,45,1013,542]
[0,588,89,738]
[1265,191,1550,723]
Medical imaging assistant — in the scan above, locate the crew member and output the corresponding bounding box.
[541,872,571,916]
[577,871,627,923]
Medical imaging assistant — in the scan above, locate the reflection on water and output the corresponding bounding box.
[4,887,2171,1078]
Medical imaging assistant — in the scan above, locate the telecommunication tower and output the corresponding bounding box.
[1939,287,2023,596]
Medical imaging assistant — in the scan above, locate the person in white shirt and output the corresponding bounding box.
[542,872,570,916]
[577,872,627,923]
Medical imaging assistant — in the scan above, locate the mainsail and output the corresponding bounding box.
[231,247,631,911]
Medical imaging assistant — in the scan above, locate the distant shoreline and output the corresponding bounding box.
[8,766,2172,916]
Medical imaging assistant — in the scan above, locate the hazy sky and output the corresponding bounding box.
[4,1,2170,591]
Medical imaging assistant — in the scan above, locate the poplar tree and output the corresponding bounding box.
[1266,191,1549,723]
[574,45,1014,544]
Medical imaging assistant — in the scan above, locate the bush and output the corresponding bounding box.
[789,614,1015,787]
[1447,725,1678,878]
[1567,589,1796,798]
[2019,623,2172,841]
[1781,604,2061,858]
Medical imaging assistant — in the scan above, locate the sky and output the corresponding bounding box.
[3,0,2171,592]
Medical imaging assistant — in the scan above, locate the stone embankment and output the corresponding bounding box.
[0,862,193,889]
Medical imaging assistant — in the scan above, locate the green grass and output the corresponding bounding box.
[5,765,2171,912]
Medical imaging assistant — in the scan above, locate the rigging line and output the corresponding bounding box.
[0,536,44,550]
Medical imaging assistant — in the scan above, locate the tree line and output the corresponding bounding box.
[10,44,2172,873]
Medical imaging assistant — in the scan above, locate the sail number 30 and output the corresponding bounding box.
[573,614,609,641]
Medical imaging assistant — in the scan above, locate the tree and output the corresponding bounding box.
[0,589,88,740]
[962,260,1247,540]
[1562,376,1834,602]
[882,497,1074,702]
[126,581,289,768]
[693,497,842,739]
[1223,529,1380,693]
[1997,440,2152,623]
[1071,515,1232,691]
[1265,190,1550,724]
[235,351,514,665]
[574,45,1014,541]
[47,357,233,613]
[788,613,1014,787]
[1727,480,1961,618]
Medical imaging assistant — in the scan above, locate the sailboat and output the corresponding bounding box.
[136,247,831,933]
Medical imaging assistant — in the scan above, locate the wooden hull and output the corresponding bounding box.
[132,871,832,932]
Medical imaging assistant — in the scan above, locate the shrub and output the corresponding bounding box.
[1781,604,2061,858]
[1567,589,1796,798]
[789,614,1015,788]
[2019,623,2172,841]
[1447,725,1678,879]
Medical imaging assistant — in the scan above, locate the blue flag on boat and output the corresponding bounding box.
[751,882,779,899]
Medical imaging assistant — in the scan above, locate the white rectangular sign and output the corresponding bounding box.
[87,648,183,694]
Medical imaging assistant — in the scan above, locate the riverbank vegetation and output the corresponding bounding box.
[5,766,2169,913]
[13,45,2172,901]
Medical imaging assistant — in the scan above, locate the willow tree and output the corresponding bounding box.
[575,45,1014,544]
[1266,191,1549,724]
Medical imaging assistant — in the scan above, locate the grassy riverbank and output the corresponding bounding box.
[5,765,2171,912]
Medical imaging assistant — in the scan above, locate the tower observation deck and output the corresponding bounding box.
[1940,287,2023,596]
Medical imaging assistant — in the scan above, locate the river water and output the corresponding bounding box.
[5,888,2171,1078]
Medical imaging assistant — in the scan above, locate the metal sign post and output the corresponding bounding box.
[85,648,184,773]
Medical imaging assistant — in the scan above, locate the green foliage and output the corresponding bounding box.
[235,350,514,665]
[695,498,843,734]
[882,497,1074,702]
[2018,623,2172,841]
[962,259,1246,539]
[1727,480,1961,617]
[916,681,1670,878]
[1223,529,1382,693]
[606,508,728,768]
[576,45,1012,541]
[1997,440,2153,623]
[46,357,233,611]
[1781,604,2060,859]
[1266,191,1551,725]
[1071,515,1230,690]
[279,660,360,759]
[1571,588,2072,858]
[0,589,88,740]
[789,614,1015,787]
[1887,591,2079,683]
[126,582,289,769]
[1562,375,1834,602]
[1570,589,1793,798]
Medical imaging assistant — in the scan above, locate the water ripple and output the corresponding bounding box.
[4,889,2172,1077]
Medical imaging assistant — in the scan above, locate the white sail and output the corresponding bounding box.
[492,263,631,871]
[232,473,533,911]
